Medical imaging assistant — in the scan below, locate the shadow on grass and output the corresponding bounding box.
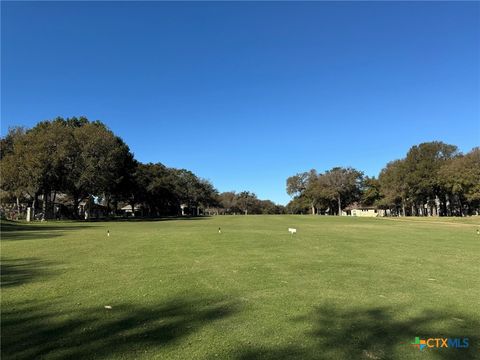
[1,258,57,288]
[2,297,239,360]
[235,304,479,360]
[1,220,93,241]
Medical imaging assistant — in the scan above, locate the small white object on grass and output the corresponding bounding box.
[104,305,112,309]
[288,228,297,234]
[218,227,221,234]
[107,230,110,237]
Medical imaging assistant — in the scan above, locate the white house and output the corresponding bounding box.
[346,203,385,217]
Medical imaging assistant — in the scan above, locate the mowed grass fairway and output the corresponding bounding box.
[1,216,479,360]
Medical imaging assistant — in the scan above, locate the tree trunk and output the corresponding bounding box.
[73,197,80,219]
[52,191,57,219]
[311,204,316,215]
[442,195,448,217]
[42,191,48,221]
[337,196,342,216]
[32,196,37,220]
[445,194,452,216]
[130,201,136,217]
[459,199,464,217]
[106,196,111,216]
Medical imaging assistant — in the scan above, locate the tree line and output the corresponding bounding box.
[0,117,285,220]
[0,117,218,219]
[213,191,285,215]
[286,142,479,216]
[1,118,478,219]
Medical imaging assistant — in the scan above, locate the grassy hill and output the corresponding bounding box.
[1,216,479,359]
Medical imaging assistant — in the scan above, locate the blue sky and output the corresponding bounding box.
[2,2,479,205]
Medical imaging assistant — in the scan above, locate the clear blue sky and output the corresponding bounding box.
[2,2,479,205]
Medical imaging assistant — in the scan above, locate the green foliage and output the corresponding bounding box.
[439,148,480,208]
[216,191,284,215]
[2,117,478,219]
[378,159,408,211]
[376,142,475,216]
[403,141,458,204]
[287,141,478,216]
[285,195,310,214]
[0,117,219,218]
[286,167,363,215]
[360,176,381,206]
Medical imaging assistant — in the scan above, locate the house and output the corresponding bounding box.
[78,199,108,219]
[120,204,142,216]
[345,203,385,217]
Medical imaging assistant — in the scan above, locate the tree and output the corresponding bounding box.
[236,191,257,215]
[0,127,26,160]
[135,163,178,216]
[195,179,219,212]
[321,167,363,215]
[286,170,318,214]
[218,191,240,214]
[286,196,310,214]
[439,147,480,215]
[170,169,208,215]
[0,128,28,215]
[258,199,285,214]
[403,141,458,216]
[1,117,224,220]
[62,119,134,218]
[360,177,381,206]
[1,120,74,219]
[377,160,409,216]
[109,156,139,215]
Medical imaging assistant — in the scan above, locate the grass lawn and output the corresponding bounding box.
[1,215,479,360]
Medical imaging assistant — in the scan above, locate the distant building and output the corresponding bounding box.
[345,203,386,217]
[121,204,142,216]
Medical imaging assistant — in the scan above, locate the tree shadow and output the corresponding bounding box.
[236,304,479,360]
[2,297,240,360]
[0,221,93,241]
[1,258,57,288]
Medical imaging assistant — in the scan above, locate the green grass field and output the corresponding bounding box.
[1,216,479,360]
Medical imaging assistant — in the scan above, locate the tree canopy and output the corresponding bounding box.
[1,118,478,219]
[0,117,223,219]
[286,142,479,216]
